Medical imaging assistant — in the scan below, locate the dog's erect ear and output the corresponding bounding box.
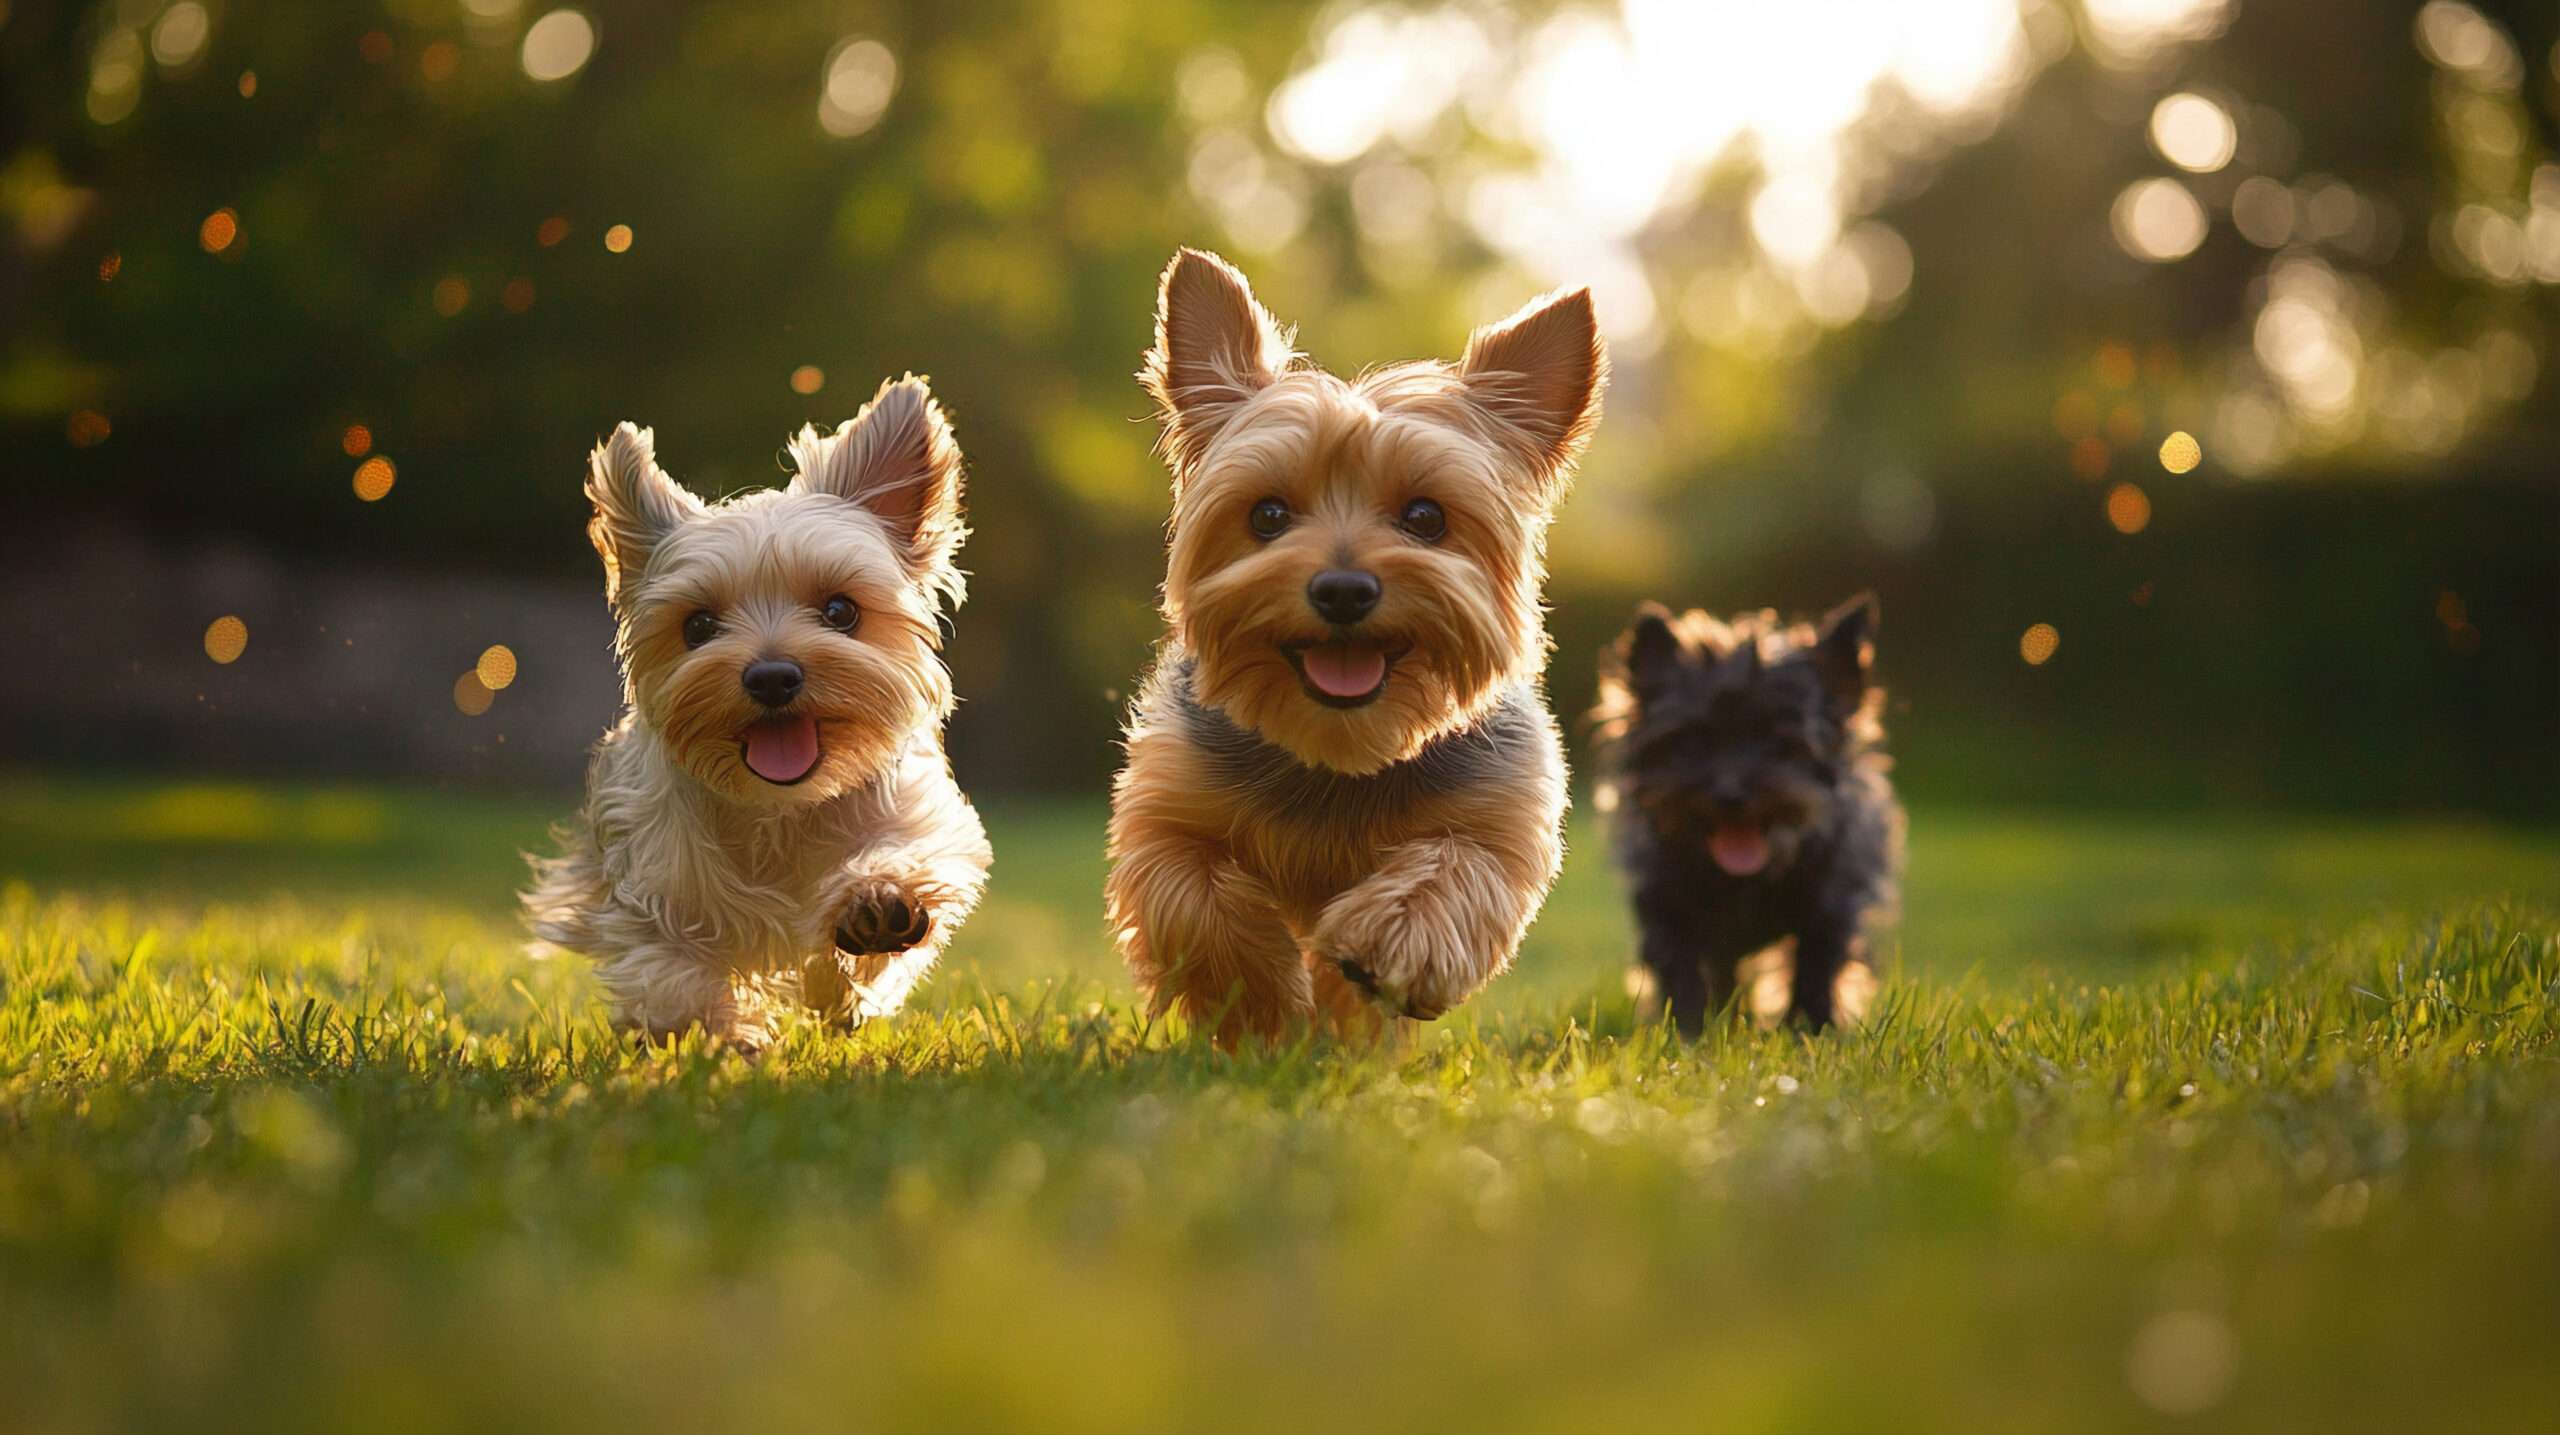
[789,375,968,588]
[586,423,703,606]
[1609,601,1689,701]
[1813,593,1878,709]
[1141,247,1294,479]
[1460,287,1606,484]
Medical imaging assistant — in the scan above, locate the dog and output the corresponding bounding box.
[1592,596,1902,1033]
[1104,248,1606,1045]
[523,376,992,1049]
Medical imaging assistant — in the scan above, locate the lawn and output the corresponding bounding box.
[2,773,2556,1433]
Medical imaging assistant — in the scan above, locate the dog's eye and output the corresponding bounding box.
[1399,498,1446,542]
[682,611,719,648]
[1247,498,1291,540]
[819,595,860,634]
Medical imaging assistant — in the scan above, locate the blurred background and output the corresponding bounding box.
[4,0,2556,816]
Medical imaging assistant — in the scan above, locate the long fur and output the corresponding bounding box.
[1592,597,1903,1032]
[524,390,991,1048]
[1108,248,1605,1044]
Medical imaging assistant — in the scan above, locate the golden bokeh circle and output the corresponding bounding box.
[353,456,397,502]
[789,364,825,395]
[2019,623,2061,667]
[198,208,239,254]
[2159,430,2203,474]
[476,644,519,691]
[603,224,633,253]
[2106,482,2153,535]
[537,216,570,247]
[204,615,248,664]
[453,672,495,716]
[341,423,373,457]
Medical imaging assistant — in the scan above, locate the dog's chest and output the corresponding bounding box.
[613,799,875,967]
[1165,662,1557,908]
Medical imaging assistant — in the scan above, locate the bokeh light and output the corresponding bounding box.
[236,70,256,98]
[818,38,897,138]
[2414,2,2522,89]
[2111,179,2207,262]
[341,424,373,457]
[358,30,393,65]
[2020,623,2061,666]
[536,216,570,247]
[87,27,144,125]
[203,616,248,664]
[2159,431,2203,473]
[2106,482,2153,533]
[352,456,396,502]
[420,41,461,84]
[602,224,632,253]
[2230,176,2294,247]
[452,672,495,716]
[151,2,211,71]
[432,276,471,317]
[2149,93,2236,173]
[66,410,112,448]
[520,10,595,83]
[789,365,825,395]
[502,278,537,313]
[198,208,239,254]
[98,251,121,282]
[476,645,519,691]
[2125,1310,2238,1416]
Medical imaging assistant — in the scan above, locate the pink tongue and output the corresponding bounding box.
[1300,641,1387,698]
[1709,823,1770,876]
[742,714,819,783]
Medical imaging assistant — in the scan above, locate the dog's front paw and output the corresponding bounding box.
[1328,953,1452,1022]
[833,879,933,954]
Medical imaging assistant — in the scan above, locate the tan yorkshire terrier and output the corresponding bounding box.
[524,377,992,1049]
[1106,249,1607,1044]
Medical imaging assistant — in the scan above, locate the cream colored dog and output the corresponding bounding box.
[524,377,991,1048]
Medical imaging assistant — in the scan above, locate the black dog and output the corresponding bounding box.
[1593,596,1903,1032]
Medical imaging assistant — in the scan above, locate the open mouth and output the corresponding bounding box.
[739,713,823,785]
[1707,819,1772,877]
[1282,638,1405,709]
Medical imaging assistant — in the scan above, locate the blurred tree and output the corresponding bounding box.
[4,0,2554,806]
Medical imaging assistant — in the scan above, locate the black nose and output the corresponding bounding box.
[742,658,804,709]
[1306,569,1382,626]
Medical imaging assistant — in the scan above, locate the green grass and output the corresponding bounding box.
[2,773,2556,1433]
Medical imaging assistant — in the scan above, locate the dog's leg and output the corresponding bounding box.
[823,856,990,1025]
[593,944,772,1051]
[1312,827,1555,1023]
[812,773,994,1027]
[1107,830,1310,1046]
[1648,939,1728,1038]
[1788,922,1863,1030]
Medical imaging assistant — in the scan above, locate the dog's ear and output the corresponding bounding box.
[1141,247,1294,480]
[1813,593,1878,709]
[789,375,968,593]
[1460,287,1606,486]
[586,423,703,606]
[1609,601,1688,700]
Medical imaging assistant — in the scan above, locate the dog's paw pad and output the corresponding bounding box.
[1333,957,1443,1021]
[834,885,932,954]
